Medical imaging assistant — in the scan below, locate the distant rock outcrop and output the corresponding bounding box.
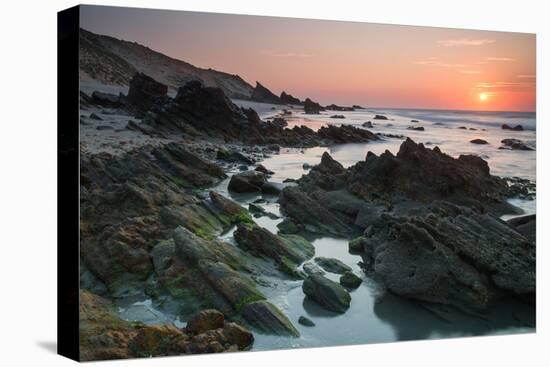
[502,123,524,131]
[251,82,282,104]
[280,91,302,105]
[127,72,168,114]
[303,98,325,114]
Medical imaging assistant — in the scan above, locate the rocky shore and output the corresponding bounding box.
[79,71,535,358]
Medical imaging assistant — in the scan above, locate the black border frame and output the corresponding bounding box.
[57,5,80,362]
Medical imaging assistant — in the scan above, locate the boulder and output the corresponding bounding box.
[222,322,254,349]
[326,104,354,111]
[216,148,255,164]
[316,124,378,144]
[242,300,299,336]
[261,181,285,195]
[507,214,536,243]
[470,138,489,144]
[502,123,524,131]
[407,126,425,131]
[362,121,373,128]
[500,138,534,151]
[255,164,274,175]
[298,316,316,327]
[315,257,352,274]
[302,274,351,313]
[91,91,122,108]
[228,171,267,193]
[373,114,388,120]
[339,272,363,289]
[329,114,346,119]
[303,262,325,276]
[186,309,225,334]
[209,191,253,225]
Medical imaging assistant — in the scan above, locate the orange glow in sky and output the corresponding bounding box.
[81,6,536,112]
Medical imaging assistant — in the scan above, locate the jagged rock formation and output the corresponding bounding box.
[303,98,325,114]
[251,82,282,104]
[280,91,302,105]
[126,72,168,114]
[326,104,354,111]
[279,139,535,311]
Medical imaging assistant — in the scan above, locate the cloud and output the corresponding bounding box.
[485,57,514,61]
[437,39,496,47]
[476,81,533,91]
[517,74,536,79]
[459,70,482,74]
[261,50,313,58]
[414,60,467,68]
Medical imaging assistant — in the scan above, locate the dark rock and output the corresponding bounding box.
[271,117,288,128]
[302,274,351,313]
[470,138,489,144]
[362,121,373,128]
[315,257,352,274]
[127,72,168,114]
[251,82,281,104]
[298,316,315,327]
[502,124,524,131]
[304,98,325,114]
[216,148,255,164]
[348,237,364,253]
[280,91,302,105]
[228,170,267,193]
[248,203,279,219]
[303,163,313,170]
[91,91,122,108]
[209,191,253,225]
[326,104,354,111]
[411,119,419,123]
[500,138,534,151]
[277,219,300,234]
[458,126,468,130]
[316,124,378,144]
[186,309,225,334]
[373,114,388,120]
[407,126,425,131]
[330,114,346,119]
[242,300,299,336]
[255,164,274,175]
[361,201,535,311]
[303,262,325,276]
[89,113,103,120]
[507,214,536,243]
[222,322,254,349]
[96,125,114,130]
[339,272,363,289]
[261,182,285,195]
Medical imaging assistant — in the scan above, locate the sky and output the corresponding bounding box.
[81,5,536,112]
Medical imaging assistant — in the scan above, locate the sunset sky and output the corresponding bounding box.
[81,5,536,112]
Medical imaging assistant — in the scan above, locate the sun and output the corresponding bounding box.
[479,93,488,101]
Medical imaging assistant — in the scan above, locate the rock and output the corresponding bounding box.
[339,272,363,289]
[407,126,424,131]
[373,114,388,120]
[303,262,325,276]
[411,119,419,123]
[500,138,534,151]
[361,202,535,311]
[127,72,168,114]
[209,191,253,225]
[261,181,285,195]
[277,219,300,234]
[271,117,288,128]
[326,104,354,111]
[280,91,302,105]
[96,125,114,130]
[283,178,296,183]
[255,164,274,175]
[470,138,489,144]
[304,98,325,114]
[348,237,364,253]
[186,309,225,334]
[502,123,524,131]
[314,257,352,274]
[216,148,255,164]
[302,274,351,313]
[222,322,254,349]
[507,214,536,243]
[251,82,281,104]
[198,260,265,311]
[298,316,315,327]
[234,224,314,266]
[248,203,279,219]
[316,124,378,144]
[458,126,468,130]
[91,91,122,108]
[89,112,103,120]
[303,163,313,170]
[362,121,373,128]
[228,170,267,193]
[329,114,346,119]
[242,300,299,336]
[352,105,364,109]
